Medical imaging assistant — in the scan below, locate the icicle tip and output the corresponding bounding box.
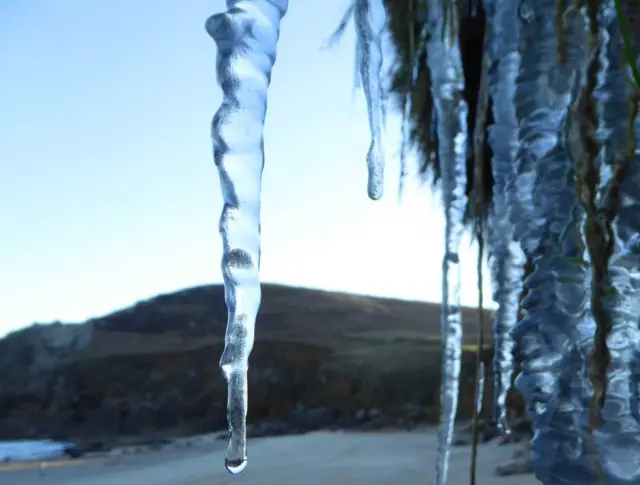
[225,457,248,475]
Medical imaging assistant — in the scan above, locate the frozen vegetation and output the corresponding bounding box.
[207,1,640,484]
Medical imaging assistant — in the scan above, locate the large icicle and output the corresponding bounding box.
[205,0,287,474]
[511,3,596,484]
[589,4,640,481]
[482,0,525,433]
[354,0,387,200]
[424,2,468,484]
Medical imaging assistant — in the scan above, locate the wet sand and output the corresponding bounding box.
[0,430,540,485]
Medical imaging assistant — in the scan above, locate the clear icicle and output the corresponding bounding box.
[489,241,525,432]
[205,0,287,474]
[475,361,485,414]
[424,2,468,484]
[483,0,525,434]
[354,0,387,200]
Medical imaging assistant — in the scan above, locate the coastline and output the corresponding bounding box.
[0,429,538,485]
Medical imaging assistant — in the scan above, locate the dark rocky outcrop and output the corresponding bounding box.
[0,283,524,445]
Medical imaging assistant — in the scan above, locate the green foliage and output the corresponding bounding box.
[614,0,640,88]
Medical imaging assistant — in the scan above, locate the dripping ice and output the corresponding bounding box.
[354,0,386,200]
[424,0,469,483]
[205,0,287,474]
[590,5,640,482]
[483,0,525,433]
[509,2,596,483]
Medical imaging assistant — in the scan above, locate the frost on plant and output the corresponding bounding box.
[205,0,287,474]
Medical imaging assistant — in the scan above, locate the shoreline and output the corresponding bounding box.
[0,429,537,485]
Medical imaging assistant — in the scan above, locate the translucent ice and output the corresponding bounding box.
[483,0,525,433]
[424,0,469,483]
[475,361,485,414]
[354,0,387,200]
[205,0,287,473]
[590,5,640,482]
[511,3,597,484]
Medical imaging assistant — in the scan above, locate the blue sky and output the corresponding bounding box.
[0,0,494,337]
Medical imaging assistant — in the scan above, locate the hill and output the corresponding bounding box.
[0,284,517,445]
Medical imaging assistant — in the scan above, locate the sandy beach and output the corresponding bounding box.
[0,429,540,485]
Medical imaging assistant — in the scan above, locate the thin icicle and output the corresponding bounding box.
[425,1,469,483]
[354,0,387,200]
[205,0,287,474]
[475,361,486,414]
[489,241,525,431]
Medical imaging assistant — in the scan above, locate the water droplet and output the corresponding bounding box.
[225,457,248,475]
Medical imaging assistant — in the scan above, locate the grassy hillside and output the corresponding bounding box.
[0,284,507,443]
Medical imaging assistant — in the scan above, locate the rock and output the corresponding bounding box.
[494,441,533,476]
[496,418,532,445]
[62,443,83,459]
[360,414,397,430]
[330,414,360,430]
[245,405,337,438]
[289,404,334,431]
[494,459,534,476]
[452,420,502,446]
[247,421,295,438]
[399,403,429,421]
[74,440,106,454]
[452,415,533,447]
[510,417,532,436]
[512,446,527,459]
[354,409,367,422]
[367,408,382,420]
[107,447,127,457]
